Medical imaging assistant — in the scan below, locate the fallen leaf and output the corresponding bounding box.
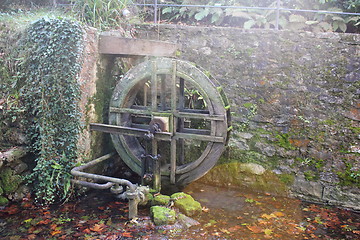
[50,224,58,230]
[202,206,209,212]
[51,230,62,236]
[27,234,37,240]
[90,223,106,232]
[264,228,273,236]
[37,219,52,225]
[228,225,242,232]
[273,211,285,217]
[82,228,91,234]
[220,228,230,234]
[261,213,276,220]
[122,232,133,238]
[246,225,263,233]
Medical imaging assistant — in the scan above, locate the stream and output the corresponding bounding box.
[0,181,359,239]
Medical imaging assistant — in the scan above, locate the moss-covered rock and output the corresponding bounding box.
[150,206,176,226]
[171,192,202,217]
[0,167,22,194]
[152,194,170,206]
[0,196,9,206]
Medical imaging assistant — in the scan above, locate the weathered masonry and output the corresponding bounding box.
[133,25,359,210]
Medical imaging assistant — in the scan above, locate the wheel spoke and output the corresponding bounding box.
[170,139,176,184]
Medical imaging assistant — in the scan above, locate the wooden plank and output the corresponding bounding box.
[99,35,177,56]
[174,111,225,121]
[174,132,225,143]
[90,123,172,141]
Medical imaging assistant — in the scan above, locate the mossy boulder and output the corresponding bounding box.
[171,192,202,217]
[152,194,170,206]
[0,196,9,206]
[0,167,22,194]
[150,206,176,226]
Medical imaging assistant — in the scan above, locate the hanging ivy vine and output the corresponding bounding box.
[20,18,84,204]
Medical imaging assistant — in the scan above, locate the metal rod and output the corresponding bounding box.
[154,0,158,24]
[275,0,280,30]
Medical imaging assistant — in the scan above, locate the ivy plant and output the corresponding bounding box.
[19,18,84,204]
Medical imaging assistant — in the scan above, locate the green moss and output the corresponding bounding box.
[0,167,22,194]
[243,102,256,109]
[150,206,176,225]
[275,133,296,150]
[304,170,319,181]
[278,173,295,185]
[337,162,360,187]
[152,194,170,206]
[171,192,202,217]
[0,196,9,206]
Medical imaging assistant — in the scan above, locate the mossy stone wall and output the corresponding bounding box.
[136,24,360,210]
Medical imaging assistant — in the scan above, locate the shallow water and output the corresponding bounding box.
[0,181,359,239]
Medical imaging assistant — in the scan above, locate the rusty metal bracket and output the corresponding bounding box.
[70,153,149,219]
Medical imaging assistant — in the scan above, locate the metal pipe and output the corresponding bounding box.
[275,0,280,30]
[71,153,149,219]
[154,0,158,24]
[71,179,115,189]
[71,153,136,191]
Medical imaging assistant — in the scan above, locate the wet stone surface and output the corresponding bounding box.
[0,182,359,239]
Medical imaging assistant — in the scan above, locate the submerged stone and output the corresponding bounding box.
[177,213,200,228]
[150,206,176,226]
[171,192,202,217]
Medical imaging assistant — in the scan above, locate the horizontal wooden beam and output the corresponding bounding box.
[99,34,177,56]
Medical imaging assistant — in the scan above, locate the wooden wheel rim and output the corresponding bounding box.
[109,57,229,185]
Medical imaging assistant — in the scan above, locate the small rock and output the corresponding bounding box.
[238,163,266,175]
[152,194,170,206]
[171,192,202,217]
[177,213,200,228]
[237,132,253,139]
[12,161,28,174]
[2,147,27,162]
[8,185,30,201]
[150,206,176,226]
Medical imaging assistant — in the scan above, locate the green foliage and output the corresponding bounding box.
[70,0,132,29]
[275,133,295,150]
[304,170,319,181]
[19,18,84,204]
[158,0,359,32]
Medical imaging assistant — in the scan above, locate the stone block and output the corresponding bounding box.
[150,206,176,226]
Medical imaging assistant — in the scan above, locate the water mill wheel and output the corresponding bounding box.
[92,57,231,188]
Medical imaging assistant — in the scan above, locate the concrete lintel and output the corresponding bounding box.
[99,34,177,57]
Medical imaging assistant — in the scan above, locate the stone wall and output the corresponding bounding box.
[136,25,360,210]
